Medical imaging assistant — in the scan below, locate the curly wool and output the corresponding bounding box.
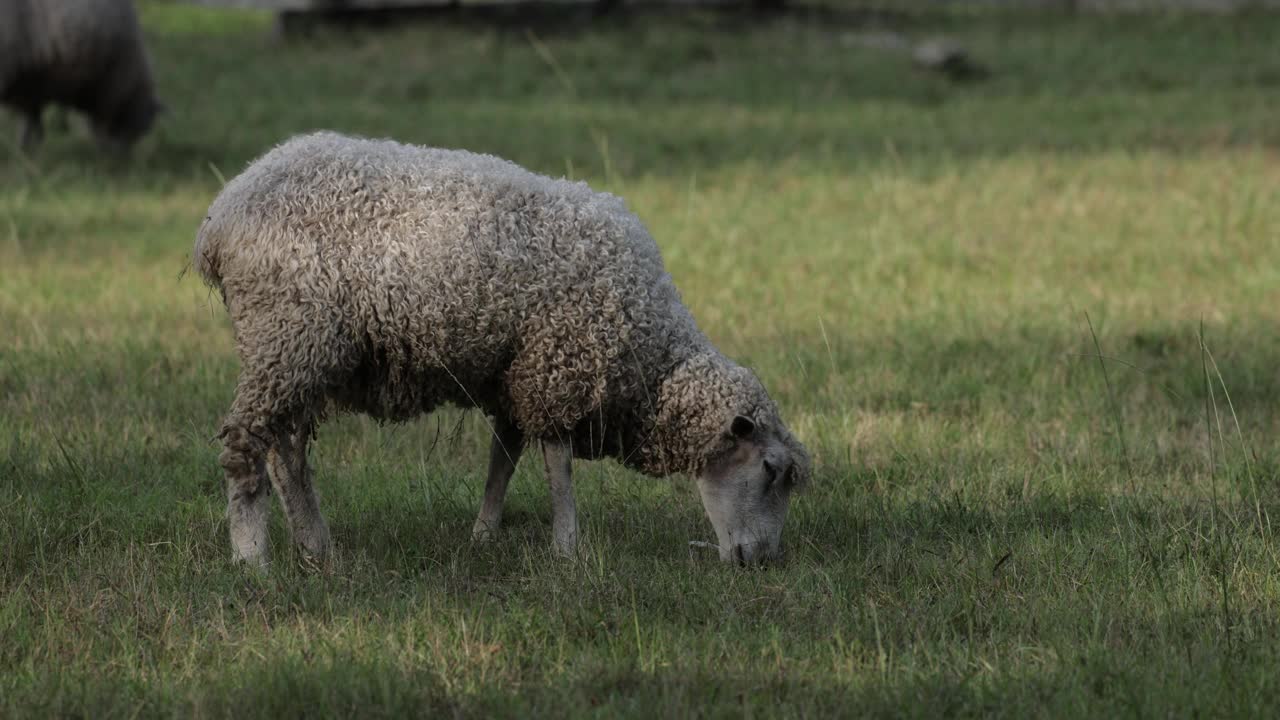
[196,131,804,479]
[0,0,160,145]
[640,353,805,478]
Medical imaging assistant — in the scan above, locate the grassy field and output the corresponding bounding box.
[4,2,1280,716]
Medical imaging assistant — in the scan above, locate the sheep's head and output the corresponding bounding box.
[696,414,810,565]
[93,95,163,151]
[652,353,811,564]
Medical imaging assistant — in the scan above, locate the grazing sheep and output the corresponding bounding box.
[195,132,811,568]
[0,0,162,150]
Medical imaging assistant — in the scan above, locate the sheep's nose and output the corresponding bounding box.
[729,542,776,567]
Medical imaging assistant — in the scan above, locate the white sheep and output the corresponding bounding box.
[194,132,811,568]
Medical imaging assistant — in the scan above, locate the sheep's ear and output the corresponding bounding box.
[728,415,755,440]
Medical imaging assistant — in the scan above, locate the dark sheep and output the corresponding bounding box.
[1,0,162,150]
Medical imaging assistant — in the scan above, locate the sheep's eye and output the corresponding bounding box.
[782,464,796,488]
[762,460,778,492]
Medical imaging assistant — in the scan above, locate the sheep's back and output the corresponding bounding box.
[198,133,694,427]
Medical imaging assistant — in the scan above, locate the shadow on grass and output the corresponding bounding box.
[9,610,1280,718]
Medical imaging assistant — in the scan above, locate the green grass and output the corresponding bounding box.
[5,2,1280,716]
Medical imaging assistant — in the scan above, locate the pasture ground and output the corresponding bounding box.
[4,3,1280,716]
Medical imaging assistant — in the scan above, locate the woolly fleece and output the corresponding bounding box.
[196,132,809,480]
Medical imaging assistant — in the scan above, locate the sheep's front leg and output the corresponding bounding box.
[219,424,272,569]
[542,440,578,558]
[19,108,43,151]
[472,417,525,542]
[267,426,331,564]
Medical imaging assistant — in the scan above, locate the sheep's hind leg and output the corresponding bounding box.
[472,416,525,542]
[542,440,578,558]
[267,423,331,565]
[219,422,272,569]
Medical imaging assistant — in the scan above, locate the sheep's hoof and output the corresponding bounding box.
[552,533,578,560]
[300,550,330,573]
[297,525,332,567]
[233,554,270,575]
[471,520,500,544]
